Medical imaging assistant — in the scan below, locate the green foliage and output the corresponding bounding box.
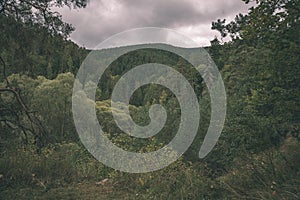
[32,73,76,142]
[209,0,300,160]
[0,0,88,37]
[109,159,215,200]
[1,0,300,198]
[0,73,77,143]
[0,14,87,79]
[219,137,300,199]
[0,142,106,189]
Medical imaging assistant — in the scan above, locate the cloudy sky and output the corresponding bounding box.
[56,0,253,49]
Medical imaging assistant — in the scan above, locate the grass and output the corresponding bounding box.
[0,137,299,199]
[1,182,115,200]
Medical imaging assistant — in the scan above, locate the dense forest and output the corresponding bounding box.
[0,0,299,199]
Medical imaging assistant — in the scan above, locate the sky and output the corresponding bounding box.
[56,0,253,49]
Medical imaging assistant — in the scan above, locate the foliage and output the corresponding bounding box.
[0,0,300,199]
[0,0,88,37]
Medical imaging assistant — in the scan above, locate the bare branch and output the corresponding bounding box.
[0,55,10,87]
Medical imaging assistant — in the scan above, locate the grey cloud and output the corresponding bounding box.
[58,0,252,48]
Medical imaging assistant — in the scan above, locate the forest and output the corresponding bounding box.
[0,0,299,199]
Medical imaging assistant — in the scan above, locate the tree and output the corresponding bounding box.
[32,73,76,142]
[209,0,300,158]
[0,0,87,36]
[0,0,88,150]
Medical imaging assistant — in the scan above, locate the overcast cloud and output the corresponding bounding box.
[56,0,253,49]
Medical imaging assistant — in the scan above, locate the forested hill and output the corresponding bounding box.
[1,0,299,199]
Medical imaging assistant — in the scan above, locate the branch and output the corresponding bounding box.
[0,86,52,148]
[0,55,10,86]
